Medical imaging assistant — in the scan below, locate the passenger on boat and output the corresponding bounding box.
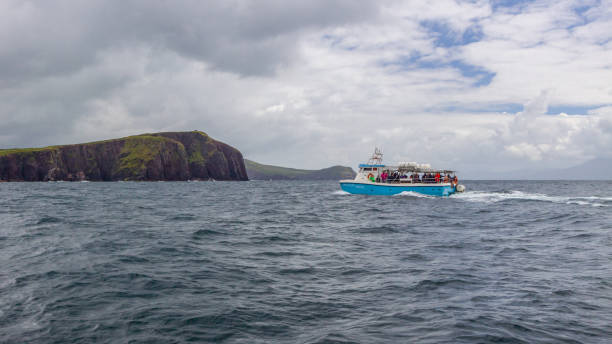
[390,171,399,182]
[444,174,450,183]
[435,172,440,183]
[381,171,388,182]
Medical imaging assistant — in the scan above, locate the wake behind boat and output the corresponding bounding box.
[339,148,465,196]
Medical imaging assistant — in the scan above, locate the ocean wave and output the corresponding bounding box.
[452,190,609,207]
[393,191,434,198]
[331,190,350,195]
[34,216,62,225]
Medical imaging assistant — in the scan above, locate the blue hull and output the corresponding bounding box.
[340,182,456,196]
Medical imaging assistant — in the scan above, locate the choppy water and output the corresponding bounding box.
[1,180,611,343]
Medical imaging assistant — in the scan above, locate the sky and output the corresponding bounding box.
[1,0,611,177]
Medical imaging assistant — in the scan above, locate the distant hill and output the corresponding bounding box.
[245,159,356,180]
[555,158,612,180]
[490,158,612,180]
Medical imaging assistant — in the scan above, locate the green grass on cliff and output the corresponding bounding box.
[0,146,58,157]
[0,138,129,157]
[149,130,213,165]
[183,132,215,165]
[114,136,175,178]
[0,131,208,157]
[0,130,212,156]
[185,137,214,164]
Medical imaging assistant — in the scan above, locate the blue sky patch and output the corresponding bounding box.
[449,60,496,87]
[490,0,535,12]
[420,20,483,47]
[322,34,359,51]
[436,103,523,114]
[382,54,496,87]
[573,4,593,16]
[547,104,603,115]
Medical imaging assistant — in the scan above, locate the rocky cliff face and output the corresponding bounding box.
[0,131,248,181]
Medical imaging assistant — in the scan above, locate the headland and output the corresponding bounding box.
[0,131,248,181]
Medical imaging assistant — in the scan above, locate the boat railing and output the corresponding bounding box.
[365,172,457,184]
[376,178,450,184]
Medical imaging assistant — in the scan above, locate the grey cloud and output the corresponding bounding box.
[0,0,380,148]
[0,0,379,82]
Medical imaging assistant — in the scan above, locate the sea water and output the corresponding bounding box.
[1,180,611,343]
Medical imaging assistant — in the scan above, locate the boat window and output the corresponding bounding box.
[373,168,377,171]
[363,167,371,171]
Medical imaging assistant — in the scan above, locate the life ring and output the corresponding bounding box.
[367,173,374,179]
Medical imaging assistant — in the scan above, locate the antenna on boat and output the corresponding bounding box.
[368,147,383,165]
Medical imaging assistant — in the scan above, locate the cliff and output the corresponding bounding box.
[245,159,356,180]
[0,131,248,181]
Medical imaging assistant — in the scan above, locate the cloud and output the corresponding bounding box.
[0,0,611,177]
[0,0,379,82]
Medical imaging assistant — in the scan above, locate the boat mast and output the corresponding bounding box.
[368,147,383,165]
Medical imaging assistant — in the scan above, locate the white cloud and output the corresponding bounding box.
[505,142,545,161]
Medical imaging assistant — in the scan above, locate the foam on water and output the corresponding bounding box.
[331,190,350,195]
[453,190,610,207]
[393,191,434,198]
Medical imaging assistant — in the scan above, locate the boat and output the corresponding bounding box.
[339,148,465,196]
